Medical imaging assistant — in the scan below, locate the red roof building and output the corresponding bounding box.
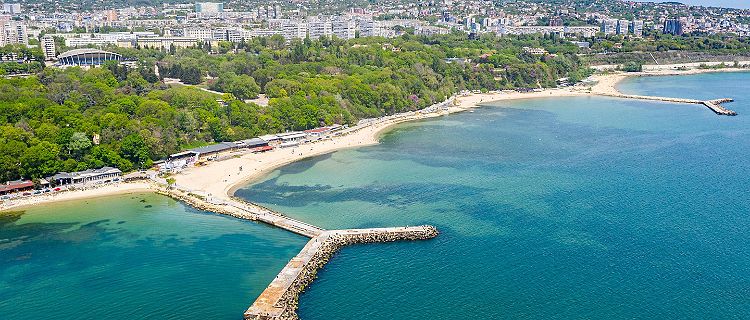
[0,180,34,195]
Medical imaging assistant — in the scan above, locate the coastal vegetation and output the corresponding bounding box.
[3,30,749,183]
[0,33,590,182]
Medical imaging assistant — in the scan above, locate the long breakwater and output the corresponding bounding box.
[593,91,737,116]
[156,188,438,320]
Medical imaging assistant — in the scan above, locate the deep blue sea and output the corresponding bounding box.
[237,72,750,320]
[2,72,749,320]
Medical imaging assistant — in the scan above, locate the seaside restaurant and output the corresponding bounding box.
[234,138,268,149]
[159,150,200,172]
[52,167,123,186]
[276,132,308,148]
[259,134,281,146]
[0,180,35,196]
[189,142,238,161]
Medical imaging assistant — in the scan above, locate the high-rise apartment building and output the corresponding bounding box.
[0,20,27,46]
[281,20,307,40]
[356,18,382,38]
[184,27,213,40]
[2,3,21,15]
[601,19,617,35]
[663,18,684,35]
[332,17,355,40]
[195,2,224,14]
[41,35,56,60]
[617,19,630,35]
[630,20,644,37]
[307,18,332,39]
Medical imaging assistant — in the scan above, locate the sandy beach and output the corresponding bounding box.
[3,61,747,211]
[589,61,750,96]
[174,88,589,202]
[1,182,156,211]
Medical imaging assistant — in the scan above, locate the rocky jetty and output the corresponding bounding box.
[244,226,439,320]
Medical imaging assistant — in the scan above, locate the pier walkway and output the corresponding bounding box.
[157,188,438,320]
[593,92,738,116]
[160,188,324,238]
[244,226,439,320]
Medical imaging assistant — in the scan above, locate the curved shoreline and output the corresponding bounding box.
[171,89,588,206]
[0,182,157,212]
[5,65,748,212]
[2,64,747,320]
[589,66,750,97]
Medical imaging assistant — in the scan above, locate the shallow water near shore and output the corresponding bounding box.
[0,193,306,320]
[238,72,750,319]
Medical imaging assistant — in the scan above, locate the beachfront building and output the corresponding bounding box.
[158,138,271,172]
[0,180,34,195]
[259,134,281,146]
[276,132,308,148]
[304,125,344,139]
[159,151,200,172]
[235,138,268,149]
[189,142,237,160]
[236,138,273,153]
[51,167,122,186]
[304,127,332,138]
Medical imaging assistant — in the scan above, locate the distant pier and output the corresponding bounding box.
[593,92,737,116]
[703,98,737,116]
[156,188,439,320]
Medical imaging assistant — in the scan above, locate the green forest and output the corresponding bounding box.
[0,32,591,182]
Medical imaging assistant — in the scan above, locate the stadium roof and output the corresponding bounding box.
[57,48,122,59]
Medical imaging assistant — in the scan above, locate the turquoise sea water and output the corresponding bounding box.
[0,193,306,320]
[2,72,748,320]
[237,72,750,319]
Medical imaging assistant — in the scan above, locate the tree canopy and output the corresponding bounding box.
[0,33,590,182]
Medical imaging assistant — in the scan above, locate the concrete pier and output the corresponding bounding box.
[703,98,737,116]
[157,189,324,237]
[244,226,439,320]
[594,92,737,116]
[157,188,439,320]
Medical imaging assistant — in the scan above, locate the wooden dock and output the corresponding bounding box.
[594,92,738,116]
[244,226,439,320]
